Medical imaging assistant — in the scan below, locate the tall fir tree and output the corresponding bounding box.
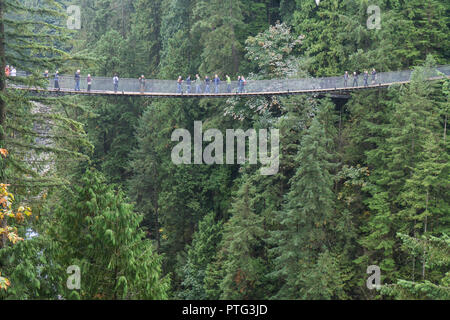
[51,169,170,299]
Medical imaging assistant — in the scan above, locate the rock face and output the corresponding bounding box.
[28,101,54,176]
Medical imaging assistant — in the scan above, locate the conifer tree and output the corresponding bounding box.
[192,0,245,75]
[0,0,91,298]
[381,233,450,300]
[271,117,342,299]
[212,179,268,299]
[356,58,445,285]
[52,169,169,299]
[0,0,90,191]
[178,212,223,299]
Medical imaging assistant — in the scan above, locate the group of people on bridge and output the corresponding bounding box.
[176,74,247,94]
[44,69,97,92]
[42,70,248,94]
[35,68,378,94]
[5,65,17,77]
[344,69,377,87]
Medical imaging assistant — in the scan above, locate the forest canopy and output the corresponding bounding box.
[0,0,449,301]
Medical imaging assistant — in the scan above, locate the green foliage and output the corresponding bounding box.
[1,0,449,301]
[380,233,450,299]
[207,179,269,300]
[51,169,169,299]
[178,212,223,299]
[270,115,345,299]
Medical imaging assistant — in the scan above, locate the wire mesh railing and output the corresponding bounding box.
[8,65,450,96]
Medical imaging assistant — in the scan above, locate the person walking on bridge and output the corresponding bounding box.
[226,75,231,93]
[241,76,246,93]
[352,72,358,87]
[177,76,183,94]
[363,70,369,87]
[54,71,60,91]
[74,69,81,91]
[205,75,210,93]
[344,71,349,87]
[113,73,119,92]
[237,76,242,93]
[43,70,49,89]
[139,75,146,94]
[195,74,201,93]
[214,74,220,93]
[87,74,92,92]
[371,68,377,85]
[186,75,191,93]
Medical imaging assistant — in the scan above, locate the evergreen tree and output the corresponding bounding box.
[192,0,245,75]
[128,0,163,77]
[52,169,169,299]
[211,179,268,299]
[381,233,450,300]
[178,211,223,299]
[271,117,344,299]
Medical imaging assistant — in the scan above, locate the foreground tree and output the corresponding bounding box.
[270,117,346,299]
[51,169,169,299]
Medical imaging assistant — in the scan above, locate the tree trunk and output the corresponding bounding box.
[0,0,7,249]
[0,0,6,145]
[422,189,429,280]
[444,114,447,143]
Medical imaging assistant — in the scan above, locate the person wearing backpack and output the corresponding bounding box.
[241,76,246,93]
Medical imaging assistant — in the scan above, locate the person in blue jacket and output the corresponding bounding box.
[186,75,191,93]
[237,76,242,93]
[205,75,210,93]
[214,74,220,93]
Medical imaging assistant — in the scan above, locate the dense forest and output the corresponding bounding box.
[0,0,449,300]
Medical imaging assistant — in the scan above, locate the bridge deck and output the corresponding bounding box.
[8,79,440,98]
[7,66,450,98]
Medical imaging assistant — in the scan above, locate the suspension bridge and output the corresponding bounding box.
[7,65,450,98]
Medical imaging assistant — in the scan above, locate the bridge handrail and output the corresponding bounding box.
[8,65,450,95]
